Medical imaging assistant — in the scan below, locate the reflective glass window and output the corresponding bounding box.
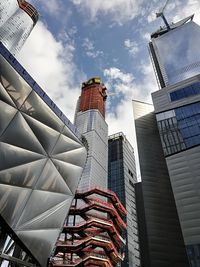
[186,244,200,267]
[157,102,200,156]
[170,82,200,101]
[175,102,200,148]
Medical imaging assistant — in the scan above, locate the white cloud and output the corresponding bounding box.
[133,58,158,103]
[106,98,141,180]
[124,39,139,56]
[106,99,135,144]
[82,37,103,58]
[71,0,144,25]
[34,0,62,16]
[82,38,94,51]
[17,21,86,122]
[147,12,156,23]
[103,65,156,102]
[104,64,156,180]
[142,32,150,41]
[173,0,200,25]
[103,62,157,139]
[104,67,134,107]
[85,50,103,58]
[104,68,134,84]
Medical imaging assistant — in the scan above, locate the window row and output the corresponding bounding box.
[170,82,200,102]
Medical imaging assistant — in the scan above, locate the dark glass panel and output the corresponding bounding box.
[170,82,200,102]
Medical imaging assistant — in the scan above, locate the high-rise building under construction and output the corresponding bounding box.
[74,77,108,190]
[53,78,126,267]
[0,0,38,55]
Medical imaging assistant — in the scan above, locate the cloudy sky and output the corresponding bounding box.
[17,0,200,151]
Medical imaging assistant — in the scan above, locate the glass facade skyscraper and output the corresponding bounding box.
[150,15,200,88]
[149,15,200,267]
[108,132,140,267]
[152,75,200,267]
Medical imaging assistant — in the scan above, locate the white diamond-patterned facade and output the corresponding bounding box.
[0,43,87,267]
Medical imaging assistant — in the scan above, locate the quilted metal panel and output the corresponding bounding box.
[0,43,87,267]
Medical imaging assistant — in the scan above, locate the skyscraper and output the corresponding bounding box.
[108,132,140,267]
[74,77,108,190]
[133,100,189,267]
[150,16,200,267]
[149,15,199,88]
[0,0,38,55]
[132,14,200,267]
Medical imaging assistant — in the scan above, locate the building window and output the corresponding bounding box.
[156,101,200,156]
[186,244,200,267]
[175,102,200,148]
[170,82,200,102]
[157,113,186,156]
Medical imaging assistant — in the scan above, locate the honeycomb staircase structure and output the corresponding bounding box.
[51,187,127,267]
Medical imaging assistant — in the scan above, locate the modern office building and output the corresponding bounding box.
[0,0,38,55]
[0,42,87,267]
[108,132,140,267]
[74,77,108,190]
[133,100,189,267]
[133,14,200,267]
[149,15,200,267]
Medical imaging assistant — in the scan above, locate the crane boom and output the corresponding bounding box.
[162,0,170,13]
[156,0,171,31]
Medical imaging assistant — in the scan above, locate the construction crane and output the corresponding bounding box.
[156,0,171,30]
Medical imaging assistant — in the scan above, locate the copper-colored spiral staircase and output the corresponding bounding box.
[51,187,127,267]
